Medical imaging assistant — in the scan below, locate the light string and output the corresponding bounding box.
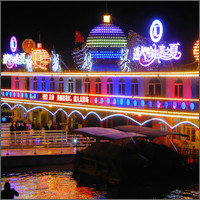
[1,102,199,129]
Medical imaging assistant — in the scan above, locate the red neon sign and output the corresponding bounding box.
[41,93,90,103]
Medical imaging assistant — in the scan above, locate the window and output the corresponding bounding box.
[59,78,64,92]
[107,78,113,94]
[131,78,138,96]
[33,77,37,90]
[119,78,125,95]
[15,77,19,90]
[149,78,161,96]
[84,78,90,93]
[174,127,181,140]
[41,77,45,91]
[174,78,183,98]
[186,127,196,142]
[50,77,55,91]
[68,79,73,93]
[95,78,101,94]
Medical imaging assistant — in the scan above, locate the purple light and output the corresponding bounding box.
[10,36,17,52]
[156,101,161,108]
[172,102,177,109]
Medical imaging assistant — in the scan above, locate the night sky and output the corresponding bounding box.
[1,1,199,66]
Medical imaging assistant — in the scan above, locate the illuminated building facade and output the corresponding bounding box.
[1,16,199,152]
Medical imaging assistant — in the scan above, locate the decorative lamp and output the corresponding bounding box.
[31,43,50,70]
[193,39,199,61]
[22,39,36,53]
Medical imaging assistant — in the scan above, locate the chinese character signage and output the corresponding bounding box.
[132,19,182,67]
[40,93,90,104]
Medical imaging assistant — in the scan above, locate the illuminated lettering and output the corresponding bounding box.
[132,19,182,67]
[120,48,131,72]
[81,52,92,71]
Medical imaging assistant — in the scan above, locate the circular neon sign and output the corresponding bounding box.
[150,19,163,43]
[10,36,17,52]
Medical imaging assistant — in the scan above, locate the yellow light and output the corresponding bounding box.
[103,15,111,23]
[2,98,199,119]
[1,71,199,77]
[193,39,199,61]
[31,43,50,70]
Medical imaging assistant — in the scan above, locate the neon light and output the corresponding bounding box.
[1,71,198,78]
[81,52,92,71]
[181,102,186,110]
[126,99,130,106]
[132,43,182,67]
[120,48,131,72]
[193,39,199,61]
[2,98,199,119]
[100,98,104,104]
[28,106,54,115]
[156,101,161,108]
[2,102,199,129]
[113,98,116,105]
[173,102,177,109]
[164,101,169,109]
[12,104,27,112]
[107,98,110,104]
[190,103,195,110]
[41,93,90,104]
[148,101,153,108]
[120,99,123,105]
[51,51,61,72]
[150,20,163,43]
[10,36,17,52]
[2,117,6,122]
[94,98,98,104]
[132,19,181,67]
[133,100,137,107]
[25,55,33,72]
[3,53,26,69]
[141,100,145,107]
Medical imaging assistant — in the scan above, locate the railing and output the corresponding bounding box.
[1,130,96,155]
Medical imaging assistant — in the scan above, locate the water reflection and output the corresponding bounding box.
[1,171,199,199]
[1,171,106,199]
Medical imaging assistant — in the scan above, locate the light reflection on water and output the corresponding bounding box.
[1,171,106,199]
[1,171,199,199]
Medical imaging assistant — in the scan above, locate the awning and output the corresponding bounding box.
[113,125,187,138]
[74,127,147,140]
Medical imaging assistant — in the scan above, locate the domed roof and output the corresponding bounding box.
[87,23,127,48]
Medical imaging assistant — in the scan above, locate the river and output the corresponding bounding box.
[1,165,199,199]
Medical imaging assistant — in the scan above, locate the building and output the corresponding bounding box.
[1,15,199,153]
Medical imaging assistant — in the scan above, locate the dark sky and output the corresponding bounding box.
[1,1,199,65]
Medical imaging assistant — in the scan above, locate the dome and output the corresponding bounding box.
[31,43,50,70]
[86,23,127,59]
[87,23,127,48]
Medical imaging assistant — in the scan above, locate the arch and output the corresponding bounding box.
[84,111,101,121]
[85,78,90,82]
[119,78,125,82]
[96,77,101,82]
[175,78,183,83]
[54,108,68,117]
[27,106,54,115]
[107,78,113,82]
[33,77,37,81]
[131,78,138,83]
[42,77,45,81]
[149,78,160,83]
[50,77,54,81]
[12,104,27,112]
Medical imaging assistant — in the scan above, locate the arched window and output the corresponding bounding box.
[131,78,138,96]
[33,77,37,90]
[68,78,73,93]
[95,78,101,94]
[41,77,46,91]
[174,78,183,98]
[59,78,64,92]
[149,78,161,96]
[107,78,113,94]
[119,78,125,95]
[84,78,90,93]
[15,77,19,90]
[50,77,55,91]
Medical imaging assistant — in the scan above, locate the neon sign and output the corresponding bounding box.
[81,52,92,71]
[132,19,182,67]
[51,51,61,72]
[120,48,131,72]
[40,93,90,104]
[3,36,26,69]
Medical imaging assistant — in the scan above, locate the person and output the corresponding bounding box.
[10,122,16,143]
[1,181,19,199]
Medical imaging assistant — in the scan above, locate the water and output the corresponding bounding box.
[1,170,199,199]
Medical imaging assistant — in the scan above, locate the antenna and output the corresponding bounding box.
[39,31,41,43]
[105,1,108,14]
